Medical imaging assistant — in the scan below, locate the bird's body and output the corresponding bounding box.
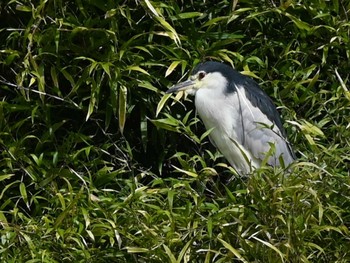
[166,61,294,174]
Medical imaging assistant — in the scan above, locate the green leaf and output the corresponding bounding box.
[218,238,248,262]
[150,118,179,132]
[175,12,203,20]
[202,16,229,27]
[50,67,59,89]
[199,127,214,142]
[167,189,174,211]
[86,86,97,121]
[61,69,75,87]
[19,182,29,208]
[105,8,118,18]
[163,244,177,263]
[126,65,150,75]
[172,166,198,177]
[335,68,350,101]
[284,12,311,31]
[207,218,213,238]
[16,5,32,12]
[0,174,15,182]
[288,120,324,137]
[125,247,149,253]
[0,181,20,200]
[144,0,160,17]
[165,61,181,77]
[156,93,172,117]
[119,85,127,134]
[177,239,192,262]
[138,80,158,92]
[155,16,181,46]
[0,211,7,224]
[54,186,83,228]
[101,62,112,78]
[252,236,285,262]
[140,106,148,151]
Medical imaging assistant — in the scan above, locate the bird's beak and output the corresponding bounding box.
[166,79,196,94]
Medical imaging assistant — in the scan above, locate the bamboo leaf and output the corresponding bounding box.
[16,5,32,12]
[119,85,127,134]
[202,16,229,27]
[172,166,198,178]
[144,0,160,17]
[218,238,249,262]
[126,66,150,75]
[101,62,112,79]
[0,174,15,182]
[0,181,20,200]
[150,118,179,132]
[19,182,29,209]
[174,12,203,19]
[165,61,181,77]
[284,12,311,31]
[155,16,181,46]
[177,239,192,263]
[335,68,350,101]
[86,87,96,121]
[252,236,285,262]
[125,247,149,253]
[163,244,178,263]
[156,93,172,117]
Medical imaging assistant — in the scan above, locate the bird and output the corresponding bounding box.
[166,61,295,175]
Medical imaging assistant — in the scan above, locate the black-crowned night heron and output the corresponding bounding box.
[166,61,295,174]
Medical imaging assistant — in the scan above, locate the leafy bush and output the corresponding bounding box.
[1,0,349,262]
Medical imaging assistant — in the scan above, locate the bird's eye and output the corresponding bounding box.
[198,72,206,80]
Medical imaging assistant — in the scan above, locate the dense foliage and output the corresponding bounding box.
[1,0,350,262]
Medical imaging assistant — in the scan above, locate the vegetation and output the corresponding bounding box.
[1,0,350,262]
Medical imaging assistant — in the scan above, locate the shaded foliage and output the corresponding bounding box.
[1,0,350,262]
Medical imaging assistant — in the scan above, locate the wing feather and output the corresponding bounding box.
[234,84,295,167]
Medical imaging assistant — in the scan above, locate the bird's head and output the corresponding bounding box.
[166,61,235,95]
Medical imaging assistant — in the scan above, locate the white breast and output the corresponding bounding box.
[194,78,259,173]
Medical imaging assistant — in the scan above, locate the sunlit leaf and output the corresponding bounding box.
[118,85,127,134]
[16,5,32,12]
[171,165,198,177]
[0,174,15,182]
[126,65,150,75]
[155,16,181,46]
[125,247,149,253]
[156,93,172,117]
[144,0,160,17]
[165,61,181,77]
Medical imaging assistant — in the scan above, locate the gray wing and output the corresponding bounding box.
[234,82,295,167]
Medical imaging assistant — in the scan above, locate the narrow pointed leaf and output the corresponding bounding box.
[166,61,181,77]
[119,85,127,134]
[156,93,172,117]
[218,238,248,263]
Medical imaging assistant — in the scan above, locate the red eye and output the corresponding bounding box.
[198,72,206,80]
